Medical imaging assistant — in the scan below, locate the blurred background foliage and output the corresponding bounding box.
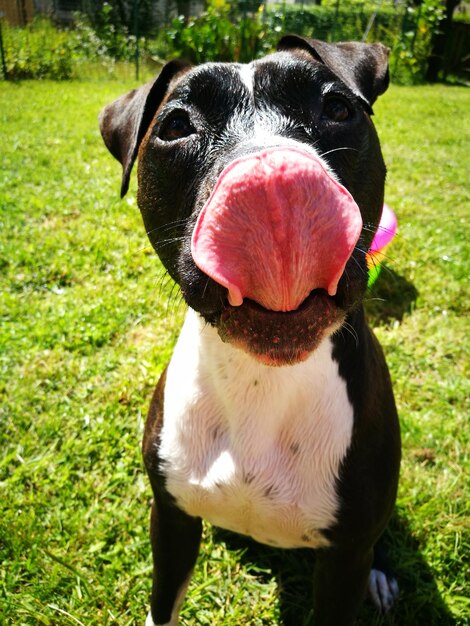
[0,0,468,82]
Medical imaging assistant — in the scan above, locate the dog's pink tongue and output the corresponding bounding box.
[191,147,362,312]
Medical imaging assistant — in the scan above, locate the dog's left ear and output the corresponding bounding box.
[278,35,389,109]
[99,59,191,197]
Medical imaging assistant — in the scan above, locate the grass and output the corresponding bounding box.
[0,77,468,626]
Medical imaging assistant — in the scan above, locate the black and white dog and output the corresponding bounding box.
[100,35,401,626]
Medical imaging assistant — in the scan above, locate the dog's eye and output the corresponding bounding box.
[159,113,195,141]
[323,97,351,123]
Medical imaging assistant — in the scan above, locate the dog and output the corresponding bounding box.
[100,35,401,626]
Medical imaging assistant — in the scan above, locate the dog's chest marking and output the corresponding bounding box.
[159,310,354,549]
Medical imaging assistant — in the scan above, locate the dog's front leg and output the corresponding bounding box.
[146,483,202,626]
[312,546,373,626]
[143,373,202,626]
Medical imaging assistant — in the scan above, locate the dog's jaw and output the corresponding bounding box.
[218,292,344,366]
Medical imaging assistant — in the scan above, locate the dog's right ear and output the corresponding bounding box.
[278,35,389,111]
[99,59,191,198]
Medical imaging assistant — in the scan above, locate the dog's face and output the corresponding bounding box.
[100,36,389,366]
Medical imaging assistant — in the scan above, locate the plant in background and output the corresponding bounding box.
[1,14,121,80]
[2,18,75,80]
[89,2,134,61]
[165,0,272,63]
[390,0,445,83]
[0,8,146,80]
[166,0,237,63]
[238,2,272,61]
[0,0,456,83]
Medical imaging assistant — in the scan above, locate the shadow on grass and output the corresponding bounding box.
[365,265,418,326]
[214,512,453,625]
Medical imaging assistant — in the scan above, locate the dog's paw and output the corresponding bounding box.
[145,611,156,626]
[146,610,179,626]
[368,568,399,613]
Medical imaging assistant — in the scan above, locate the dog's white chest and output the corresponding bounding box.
[158,310,354,549]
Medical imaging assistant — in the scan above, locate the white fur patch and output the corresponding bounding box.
[158,309,354,549]
[145,611,176,626]
[238,63,254,95]
[145,610,157,626]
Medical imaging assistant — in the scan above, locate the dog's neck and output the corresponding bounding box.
[159,307,355,548]
[167,308,350,439]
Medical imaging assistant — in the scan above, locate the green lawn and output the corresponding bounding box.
[0,78,468,626]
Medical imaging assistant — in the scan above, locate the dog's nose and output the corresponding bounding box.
[191,147,362,312]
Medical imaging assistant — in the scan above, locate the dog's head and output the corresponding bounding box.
[100,36,389,366]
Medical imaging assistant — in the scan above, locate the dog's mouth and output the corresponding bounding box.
[191,146,363,314]
[188,145,365,365]
[217,289,344,366]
